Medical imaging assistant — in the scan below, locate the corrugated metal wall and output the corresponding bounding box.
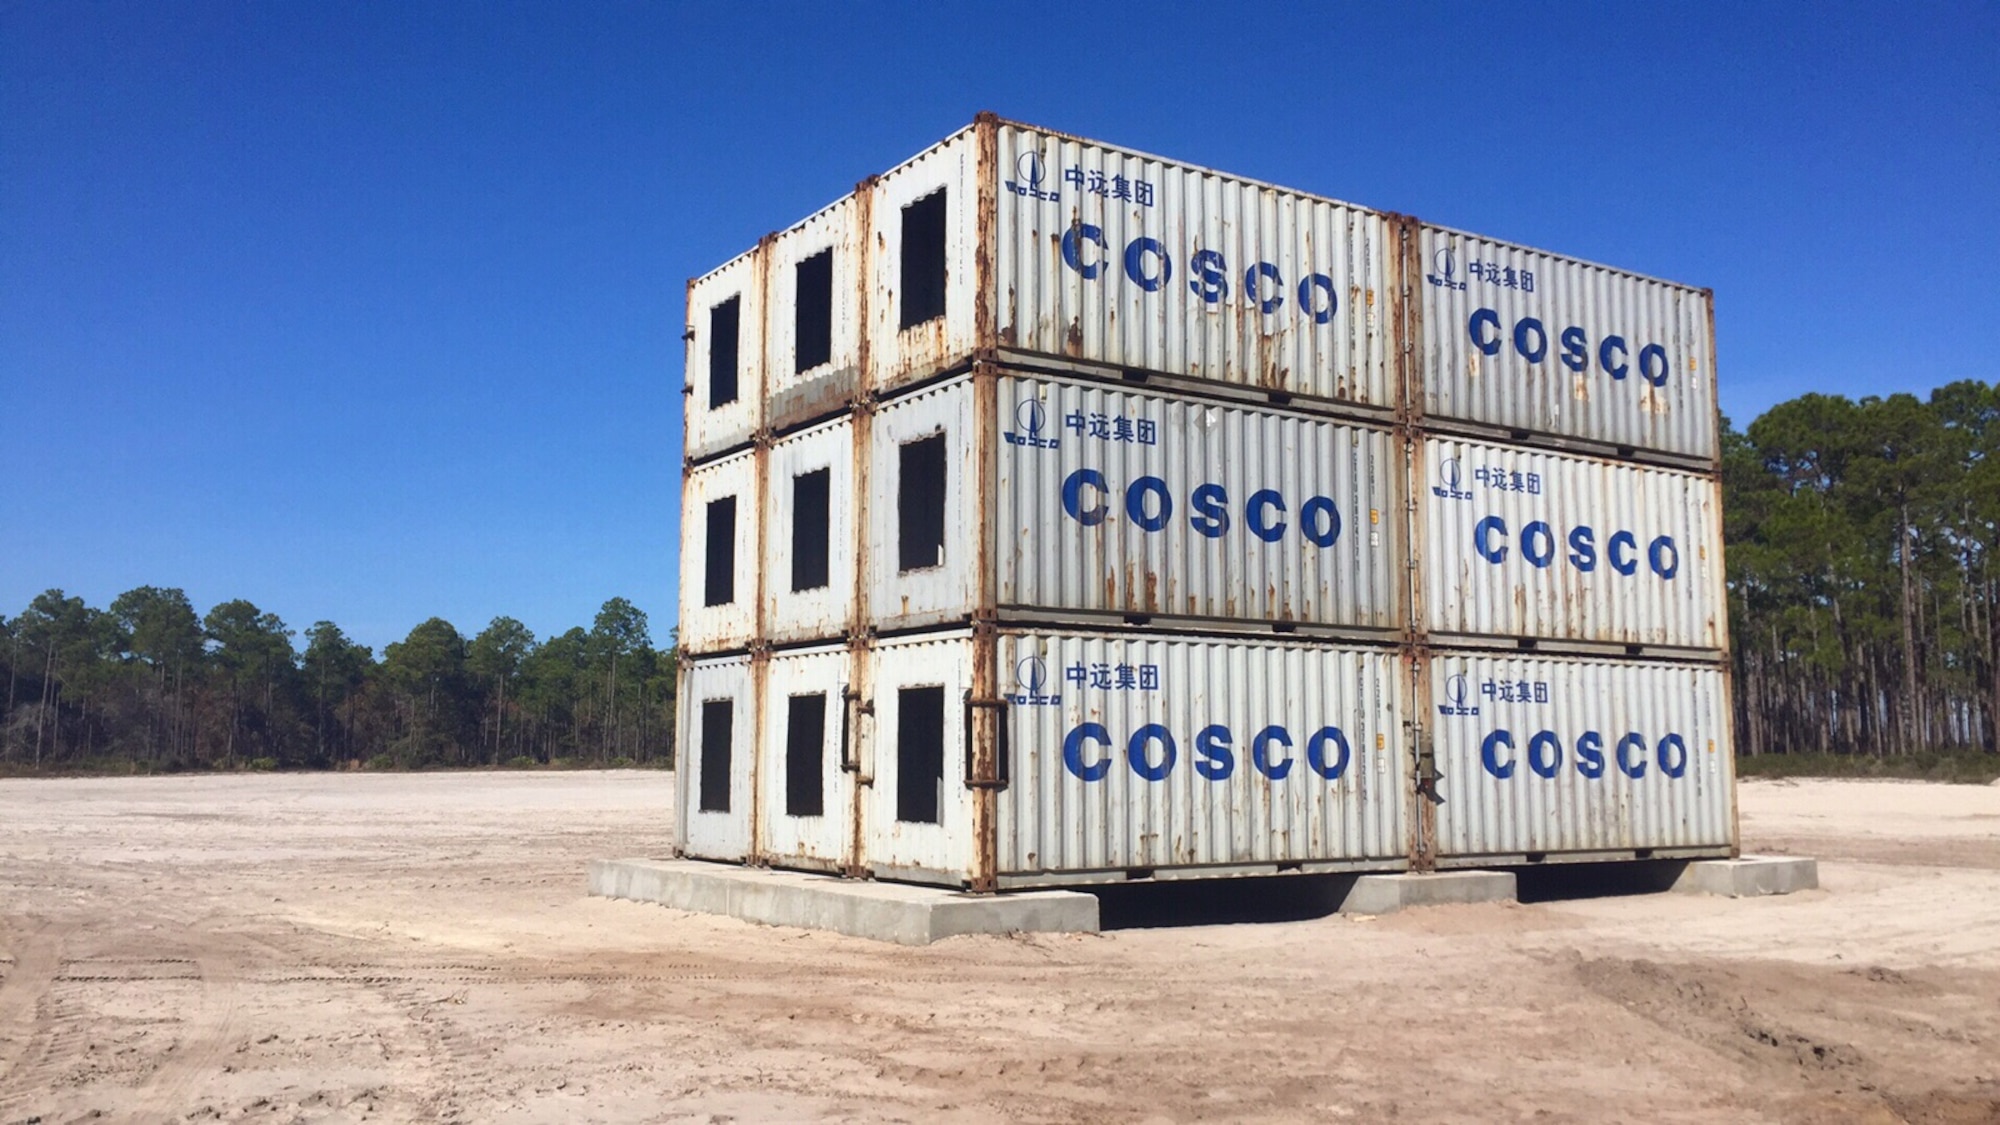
[1416,225,1717,466]
[678,654,757,863]
[678,450,760,655]
[763,416,858,645]
[995,375,1402,630]
[766,194,867,433]
[1424,651,1736,862]
[996,631,1408,883]
[1415,436,1726,653]
[992,124,1395,409]
[682,250,765,463]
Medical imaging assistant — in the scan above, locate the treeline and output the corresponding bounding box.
[1726,379,1999,757]
[0,593,676,772]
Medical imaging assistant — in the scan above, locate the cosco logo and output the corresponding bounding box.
[1065,722,1353,782]
[1468,308,1671,387]
[1472,517,1678,579]
[1062,471,1342,546]
[1062,224,1338,323]
[1481,729,1690,780]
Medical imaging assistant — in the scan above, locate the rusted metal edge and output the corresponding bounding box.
[1405,641,1438,873]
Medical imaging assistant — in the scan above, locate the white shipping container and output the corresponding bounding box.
[994,631,1408,885]
[680,115,1401,462]
[987,123,1395,406]
[765,194,867,433]
[680,117,1721,469]
[1416,436,1726,653]
[762,415,858,645]
[1424,651,1735,863]
[1417,225,1717,464]
[679,449,760,655]
[683,249,765,462]
[677,628,1409,888]
[677,653,757,863]
[856,369,1405,636]
[756,643,861,873]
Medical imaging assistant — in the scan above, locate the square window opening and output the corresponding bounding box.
[897,435,947,573]
[703,496,737,607]
[708,296,740,409]
[785,692,827,818]
[791,468,831,592]
[698,698,733,813]
[794,250,833,373]
[895,685,945,825]
[899,191,947,329]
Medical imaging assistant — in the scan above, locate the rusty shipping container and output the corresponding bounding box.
[680,113,1404,466]
[679,366,1405,654]
[1414,436,1727,655]
[1420,650,1736,865]
[671,114,1736,892]
[678,448,760,655]
[681,114,1717,471]
[676,630,1409,888]
[1415,224,1717,467]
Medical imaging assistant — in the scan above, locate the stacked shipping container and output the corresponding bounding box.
[676,114,1734,891]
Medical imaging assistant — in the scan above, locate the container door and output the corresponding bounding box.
[866,378,978,632]
[757,646,858,874]
[678,656,756,862]
[680,451,762,654]
[684,250,767,462]
[859,634,975,885]
[764,418,857,646]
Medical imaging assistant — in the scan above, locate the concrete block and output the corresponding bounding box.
[1671,855,1819,898]
[1339,870,1517,915]
[588,859,1099,945]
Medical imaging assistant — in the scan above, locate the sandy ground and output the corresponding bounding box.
[2,773,1998,1124]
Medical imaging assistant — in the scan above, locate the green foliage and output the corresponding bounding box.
[0,593,677,773]
[1728,380,2000,759]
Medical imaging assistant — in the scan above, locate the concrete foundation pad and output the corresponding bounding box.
[1339,871,1517,915]
[1671,855,1820,898]
[588,859,1100,945]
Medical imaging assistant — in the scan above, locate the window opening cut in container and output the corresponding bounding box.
[896,685,945,824]
[698,699,733,813]
[899,190,947,329]
[708,296,740,408]
[897,435,947,572]
[703,496,736,607]
[790,469,831,592]
[785,692,827,817]
[795,250,833,372]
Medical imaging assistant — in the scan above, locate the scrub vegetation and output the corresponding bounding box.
[0,595,674,773]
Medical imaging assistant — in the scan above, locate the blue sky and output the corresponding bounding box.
[4,2,1995,651]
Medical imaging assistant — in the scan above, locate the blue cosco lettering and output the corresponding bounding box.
[1061,721,1354,783]
[1059,238,1339,325]
[1061,224,1108,280]
[1194,724,1234,779]
[1474,518,1677,580]
[1464,309,1669,386]
[1128,723,1176,782]
[1061,471,1341,548]
[1124,237,1170,292]
[1064,722,1114,781]
[1476,727,1691,780]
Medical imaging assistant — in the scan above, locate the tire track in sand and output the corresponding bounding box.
[0,919,70,1116]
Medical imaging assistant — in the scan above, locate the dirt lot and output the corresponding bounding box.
[2,772,1998,1124]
